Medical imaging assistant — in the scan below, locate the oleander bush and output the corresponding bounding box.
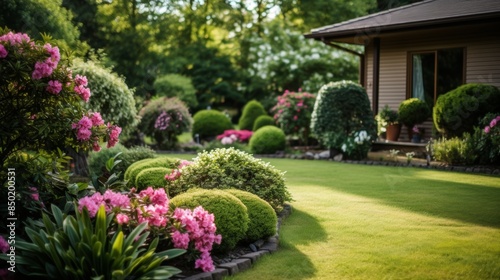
[433,83,500,138]
[170,189,249,252]
[238,100,268,131]
[311,81,376,160]
[224,189,277,242]
[138,97,192,150]
[192,110,233,141]
[135,167,171,190]
[124,157,180,186]
[253,115,276,131]
[249,126,286,154]
[168,148,290,211]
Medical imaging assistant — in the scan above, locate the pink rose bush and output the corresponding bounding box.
[78,186,221,272]
[271,89,316,144]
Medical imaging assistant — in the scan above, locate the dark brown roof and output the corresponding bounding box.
[305,0,500,42]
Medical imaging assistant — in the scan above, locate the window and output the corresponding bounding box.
[408,48,465,108]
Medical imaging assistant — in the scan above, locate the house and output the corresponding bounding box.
[305,0,500,141]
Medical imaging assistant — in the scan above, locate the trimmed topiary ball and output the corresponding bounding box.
[249,126,286,154]
[192,110,233,141]
[398,98,430,129]
[223,189,277,242]
[169,148,290,212]
[135,167,170,190]
[434,83,500,138]
[253,115,276,131]
[238,100,267,131]
[311,80,376,160]
[124,157,180,186]
[169,189,249,252]
[72,59,139,136]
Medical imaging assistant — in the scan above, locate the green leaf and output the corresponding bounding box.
[155,249,186,260]
[111,231,124,258]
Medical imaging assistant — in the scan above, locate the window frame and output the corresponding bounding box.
[406,47,467,103]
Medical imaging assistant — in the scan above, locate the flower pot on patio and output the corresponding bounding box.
[386,123,401,141]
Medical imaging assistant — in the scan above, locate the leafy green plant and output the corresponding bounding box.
[138,97,193,150]
[154,74,198,109]
[398,98,430,129]
[135,167,170,190]
[224,189,277,242]
[376,105,399,135]
[253,115,276,131]
[432,136,477,165]
[238,100,268,131]
[433,83,500,138]
[169,148,291,211]
[192,110,233,141]
[170,189,249,252]
[310,81,376,159]
[72,59,139,136]
[200,140,251,153]
[0,204,184,279]
[249,126,286,154]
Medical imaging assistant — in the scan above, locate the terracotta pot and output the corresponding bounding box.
[386,124,401,141]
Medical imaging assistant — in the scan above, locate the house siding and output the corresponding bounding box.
[363,22,500,141]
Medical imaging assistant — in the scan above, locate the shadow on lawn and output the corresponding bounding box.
[274,208,328,279]
[337,167,500,228]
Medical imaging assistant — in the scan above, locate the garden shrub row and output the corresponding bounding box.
[124,157,180,187]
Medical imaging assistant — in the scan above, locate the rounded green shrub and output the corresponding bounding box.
[192,110,233,140]
[138,97,193,150]
[238,100,267,131]
[433,83,500,138]
[398,98,430,128]
[253,115,276,131]
[170,189,249,252]
[311,81,376,160]
[135,167,170,190]
[88,144,157,179]
[124,157,180,186]
[224,189,277,242]
[170,148,290,211]
[72,59,139,136]
[249,126,286,154]
[153,74,198,109]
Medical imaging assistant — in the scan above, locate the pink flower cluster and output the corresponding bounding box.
[78,190,131,218]
[74,74,91,102]
[165,160,192,181]
[484,116,500,134]
[0,32,32,58]
[172,207,222,272]
[216,130,253,142]
[0,235,9,253]
[271,89,316,137]
[77,187,221,272]
[72,112,121,151]
[32,43,60,80]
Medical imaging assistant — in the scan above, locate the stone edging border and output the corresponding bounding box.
[180,204,293,280]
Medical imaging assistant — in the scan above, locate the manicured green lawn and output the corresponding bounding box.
[168,155,500,279]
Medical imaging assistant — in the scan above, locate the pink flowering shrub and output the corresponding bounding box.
[77,186,221,272]
[216,130,253,143]
[0,29,121,164]
[477,114,500,164]
[271,89,316,144]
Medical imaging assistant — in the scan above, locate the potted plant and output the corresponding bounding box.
[398,98,430,140]
[376,105,400,141]
[411,125,425,143]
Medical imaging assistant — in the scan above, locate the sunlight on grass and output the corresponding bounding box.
[221,158,500,280]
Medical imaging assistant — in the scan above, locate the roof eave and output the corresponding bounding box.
[304,12,500,43]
